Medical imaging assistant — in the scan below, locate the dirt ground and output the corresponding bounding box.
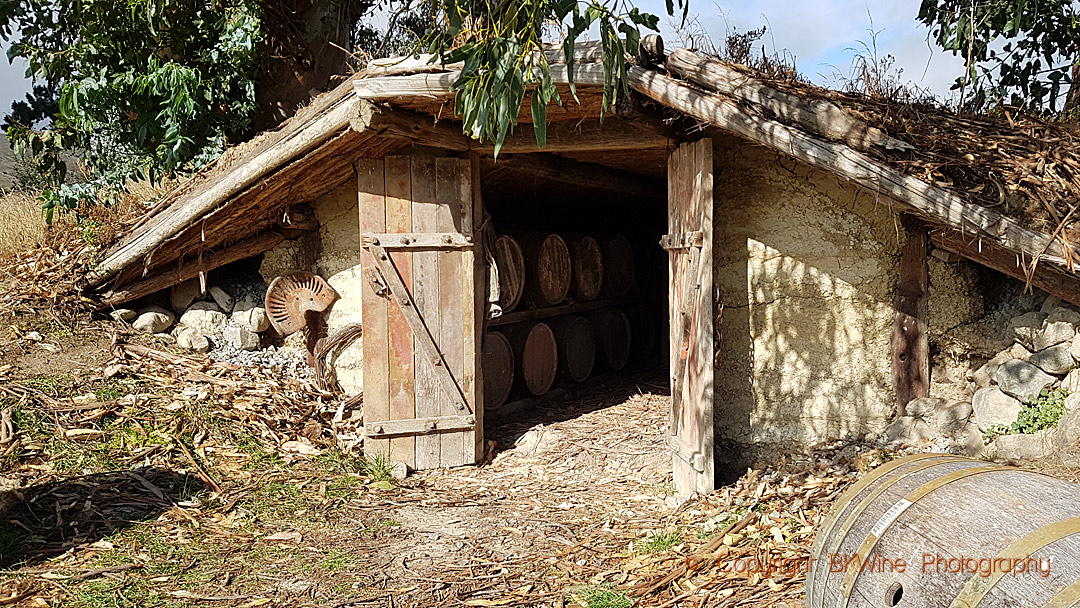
[0,322,861,608]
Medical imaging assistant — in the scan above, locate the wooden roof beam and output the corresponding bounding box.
[625,66,1080,274]
[487,153,666,198]
[349,99,673,154]
[931,229,1080,309]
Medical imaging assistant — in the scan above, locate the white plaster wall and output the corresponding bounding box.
[315,181,364,395]
[713,140,902,445]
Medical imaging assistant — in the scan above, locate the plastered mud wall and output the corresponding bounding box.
[260,180,364,394]
[713,139,902,446]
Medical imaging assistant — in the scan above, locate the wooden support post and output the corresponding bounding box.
[893,217,929,415]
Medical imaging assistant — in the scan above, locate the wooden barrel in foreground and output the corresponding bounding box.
[547,315,596,382]
[482,331,514,410]
[518,232,571,307]
[494,235,525,312]
[504,322,558,396]
[566,235,604,302]
[585,308,631,371]
[624,305,656,364]
[600,235,635,297]
[808,453,1080,608]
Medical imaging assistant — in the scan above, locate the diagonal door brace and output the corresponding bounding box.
[365,243,471,414]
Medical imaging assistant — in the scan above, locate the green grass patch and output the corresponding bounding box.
[572,585,632,608]
[319,549,352,571]
[634,530,681,554]
[984,387,1070,442]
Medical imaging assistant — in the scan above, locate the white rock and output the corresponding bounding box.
[1009,311,1048,351]
[1064,370,1080,397]
[132,306,175,334]
[905,397,948,421]
[208,286,235,313]
[170,279,204,313]
[222,325,260,351]
[991,428,1057,461]
[180,301,227,336]
[1029,343,1076,375]
[1041,295,1062,315]
[232,306,270,333]
[1072,335,1080,363]
[972,386,1023,431]
[109,308,137,322]
[1059,407,1080,447]
[883,416,934,446]
[973,343,1033,387]
[992,359,1057,403]
[959,421,985,457]
[933,401,974,436]
[1067,393,1080,413]
[1034,307,1080,351]
[176,327,210,353]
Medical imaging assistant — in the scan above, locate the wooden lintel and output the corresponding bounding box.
[487,153,666,199]
[350,99,672,154]
[96,230,293,309]
[930,229,1080,309]
[364,415,476,438]
[362,232,472,249]
[893,217,929,414]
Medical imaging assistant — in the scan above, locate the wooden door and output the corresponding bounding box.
[358,155,484,470]
[664,138,715,496]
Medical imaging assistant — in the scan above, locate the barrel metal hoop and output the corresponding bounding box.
[1044,577,1080,608]
[948,516,1080,608]
[810,454,962,603]
[838,465,1008,608]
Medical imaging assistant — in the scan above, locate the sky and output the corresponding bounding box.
[0,1,969,113]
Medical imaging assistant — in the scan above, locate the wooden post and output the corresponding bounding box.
[893,216,929,415]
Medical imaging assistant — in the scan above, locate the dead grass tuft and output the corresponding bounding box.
[0,190,47,257]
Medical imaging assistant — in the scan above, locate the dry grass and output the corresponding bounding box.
[0,190,47,257]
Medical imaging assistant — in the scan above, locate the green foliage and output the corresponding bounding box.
[0,0,261,219]
[572,586,632,608]
[984,387,1070,441]
[917,0,1080,112]
[421,0,685,155]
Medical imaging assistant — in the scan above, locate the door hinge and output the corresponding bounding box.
[669,438,706,473]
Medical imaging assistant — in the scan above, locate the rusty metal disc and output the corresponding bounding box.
[264,271,339,336]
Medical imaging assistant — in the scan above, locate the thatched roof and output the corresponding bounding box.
[88,40,1080,308]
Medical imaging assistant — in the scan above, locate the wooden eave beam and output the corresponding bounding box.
[624,66,1080,275]
[89,85,359,287]
[349,99,672,154]
[930,229,1080,309]
[97,229,303,309]
[488,153,666,198]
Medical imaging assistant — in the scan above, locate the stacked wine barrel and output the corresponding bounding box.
[484,231,662,412]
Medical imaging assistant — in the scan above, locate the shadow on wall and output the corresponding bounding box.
[0,467,205,569]
[712,140,903,473]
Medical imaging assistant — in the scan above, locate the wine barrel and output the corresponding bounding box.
[585,308,631,371]
[547,315,596,382]
[494,235,525,311]
[600,235,635,297]
[631,240,654,294]
[517,232,571,307]
[624,305,656,363]
[566,235,604,302]
[504,322,558,396]
[808,453,1080,608]
[482,331,514,410]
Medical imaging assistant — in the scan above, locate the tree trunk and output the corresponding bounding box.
[256,0,372,129]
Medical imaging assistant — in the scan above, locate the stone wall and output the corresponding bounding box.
[712,139,902,446]
[260,180,364,394]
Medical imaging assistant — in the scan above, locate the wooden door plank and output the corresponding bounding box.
[385,155,416,469]
[412,155,441,469]
[436,158,467,467]
[358,159,389,459]
[893,216,929,414]
[668,138,715,496]
[466,153,484,463]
